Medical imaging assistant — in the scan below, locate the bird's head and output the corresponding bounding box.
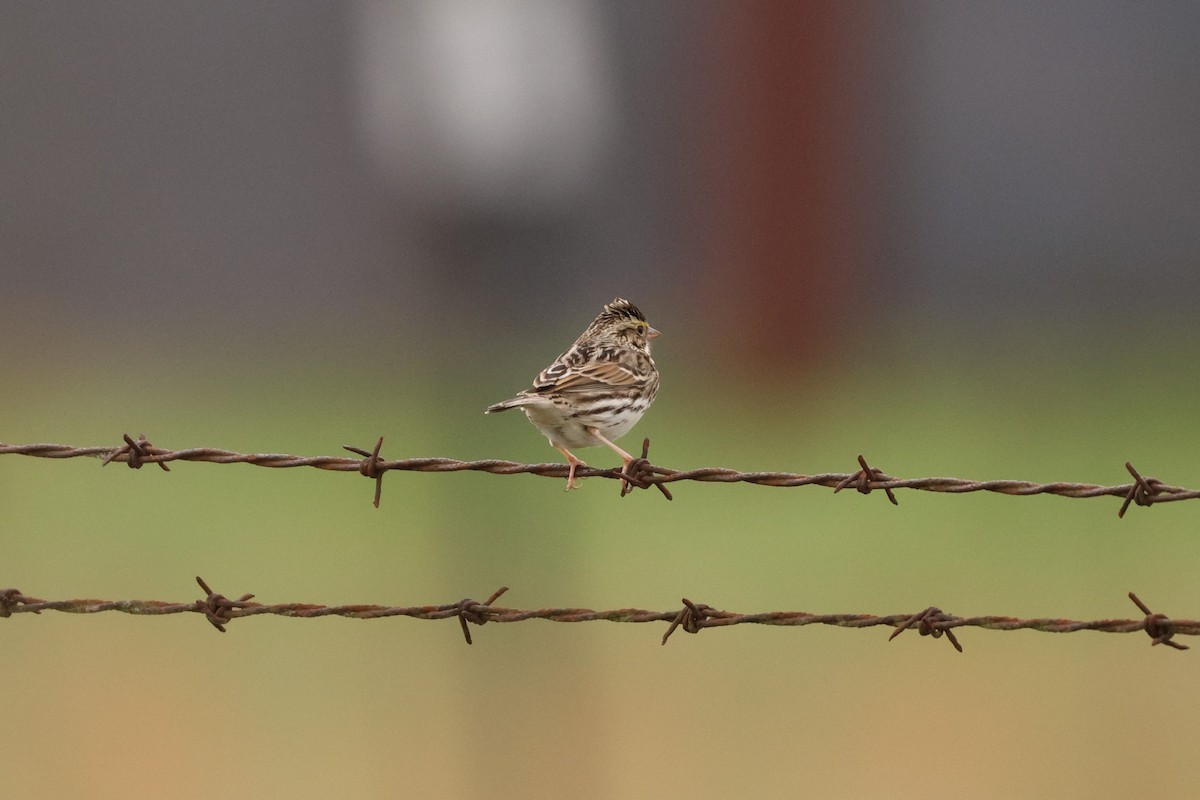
[586,298,660,351]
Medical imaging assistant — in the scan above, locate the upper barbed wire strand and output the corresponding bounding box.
[1,439,1198,514]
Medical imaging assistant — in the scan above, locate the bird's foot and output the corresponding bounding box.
[561,451,587,491]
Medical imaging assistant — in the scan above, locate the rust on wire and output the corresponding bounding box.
[2,437,1199,515]
[2,582,1196,652]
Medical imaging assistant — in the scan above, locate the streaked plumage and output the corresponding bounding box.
[485,298,661,490]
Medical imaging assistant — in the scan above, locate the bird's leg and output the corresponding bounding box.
[586,427,636,491]
[553,444,587,490]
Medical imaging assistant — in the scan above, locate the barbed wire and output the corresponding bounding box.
[0,579,1191,651]
[1,434,1196,515]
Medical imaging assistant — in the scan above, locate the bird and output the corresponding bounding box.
[485,298,661,491]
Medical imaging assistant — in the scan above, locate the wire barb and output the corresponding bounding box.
[345,437,387,507]
[456,586,509,645]
[195,576,256,633]
[1128,592,1188,651]
[620,438,673,500]
[888,606,963,652]
[834,454,898,506]
[1118,462,1163,518]
[661,598,714,645]
[0,588,41,617]
[101,433,170,472]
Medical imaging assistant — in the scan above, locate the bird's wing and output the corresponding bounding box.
[533,360,643,394]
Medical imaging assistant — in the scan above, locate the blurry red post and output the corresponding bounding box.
[701,2,882,367]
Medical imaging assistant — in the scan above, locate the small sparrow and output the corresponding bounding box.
[486,298,661,490]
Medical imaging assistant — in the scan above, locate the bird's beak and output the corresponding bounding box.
[647,326,662,339]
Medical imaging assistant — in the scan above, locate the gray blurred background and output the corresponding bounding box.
[4,3,1200,798]
[6,1,1197,358]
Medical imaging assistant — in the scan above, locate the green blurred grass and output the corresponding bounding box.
[3,331,1199,798]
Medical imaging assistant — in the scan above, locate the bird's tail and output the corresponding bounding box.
[484,396,531,414]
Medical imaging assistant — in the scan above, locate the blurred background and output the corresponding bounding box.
[3,1,1200,797]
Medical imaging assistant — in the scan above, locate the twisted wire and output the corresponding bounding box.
[0,583,1191,651]
[0,437,1194,514]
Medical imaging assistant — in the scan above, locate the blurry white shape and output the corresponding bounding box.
[352,0,617,214]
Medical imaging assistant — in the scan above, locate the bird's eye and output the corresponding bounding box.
[636,324,646,334]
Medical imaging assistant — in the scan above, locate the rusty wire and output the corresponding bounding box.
[0,580,1193,652]
[2,434,1197,515]
[1,435,1196,515]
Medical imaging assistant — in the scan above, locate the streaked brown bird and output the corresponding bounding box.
[485,298,661,490]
